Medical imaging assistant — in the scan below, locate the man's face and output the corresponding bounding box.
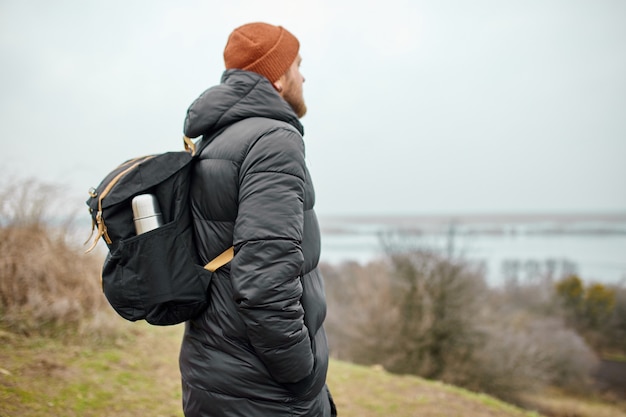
[279,54,306,118]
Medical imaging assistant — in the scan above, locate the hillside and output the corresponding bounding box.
[2,179,624,416]
[0,320,588,417]
[2,319,625,417]
[0,321,536,417]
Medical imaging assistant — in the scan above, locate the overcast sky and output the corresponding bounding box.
[1,0,625,216]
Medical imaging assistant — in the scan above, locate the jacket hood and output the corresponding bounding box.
[183,69,304,139]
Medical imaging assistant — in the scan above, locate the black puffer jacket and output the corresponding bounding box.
[179,70,333,417]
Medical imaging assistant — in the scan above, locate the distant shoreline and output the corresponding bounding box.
[318,212,626,236]
[319,213,626,284]
[319,211,626,225]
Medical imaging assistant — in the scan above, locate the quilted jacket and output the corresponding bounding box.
[179,69,334,417]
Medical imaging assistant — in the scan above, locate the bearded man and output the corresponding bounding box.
[179,22,336,417]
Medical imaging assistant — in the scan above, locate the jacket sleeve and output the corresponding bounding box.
[230,126,313,384]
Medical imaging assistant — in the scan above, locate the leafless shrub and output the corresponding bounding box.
[0,177,68,228]
[322,259,401,365]
[323,230,600,404]
[468,311,598,403]
[384,247,488,381]
[0,177,118,339]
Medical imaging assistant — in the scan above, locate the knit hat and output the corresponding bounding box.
[223,22,300,83]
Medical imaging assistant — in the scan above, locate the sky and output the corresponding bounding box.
[1,0,625,217]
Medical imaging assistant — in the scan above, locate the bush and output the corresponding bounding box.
[323,232,600,404]
[605,286,626,355]
[0,178,115,338]
[322,259,401,365]
[555,275,621,354]
[384,247,488,381]
[472,310,598,401]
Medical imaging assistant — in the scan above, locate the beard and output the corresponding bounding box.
[282,79,307,118]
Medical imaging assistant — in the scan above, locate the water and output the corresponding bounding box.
[318,213,626,287]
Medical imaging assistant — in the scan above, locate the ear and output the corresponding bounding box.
[273,72,287,93]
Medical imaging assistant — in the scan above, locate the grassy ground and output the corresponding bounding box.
[328,361,541,417]
[522,389,626,417]
[0,322,183,417]
[1,321,624,417]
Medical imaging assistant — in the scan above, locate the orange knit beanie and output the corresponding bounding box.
[223,22,300,83]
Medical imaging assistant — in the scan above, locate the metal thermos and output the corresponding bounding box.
[132,194,163,235]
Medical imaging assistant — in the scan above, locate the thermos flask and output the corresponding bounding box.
[132,194,163,235]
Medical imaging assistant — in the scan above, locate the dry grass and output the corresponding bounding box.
[0,177,115,339]
[522,388,626,417]
[0,223,112,338]
[327,360,542,417]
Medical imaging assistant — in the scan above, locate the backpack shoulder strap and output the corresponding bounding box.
[204,246,234,272]
[183,136,197,155]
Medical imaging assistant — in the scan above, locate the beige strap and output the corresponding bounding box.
[204,246,234,272]
[183,136,196,155]
[85,155,155,253]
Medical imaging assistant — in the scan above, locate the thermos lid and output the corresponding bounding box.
[132,194,161,219]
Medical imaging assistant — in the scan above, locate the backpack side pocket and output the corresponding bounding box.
[102,220,212,325]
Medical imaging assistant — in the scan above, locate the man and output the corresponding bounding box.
[179,22,336,417]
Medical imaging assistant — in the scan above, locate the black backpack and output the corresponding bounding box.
[85,137,232,325]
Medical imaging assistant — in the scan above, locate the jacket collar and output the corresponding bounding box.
[183,70,304,139]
